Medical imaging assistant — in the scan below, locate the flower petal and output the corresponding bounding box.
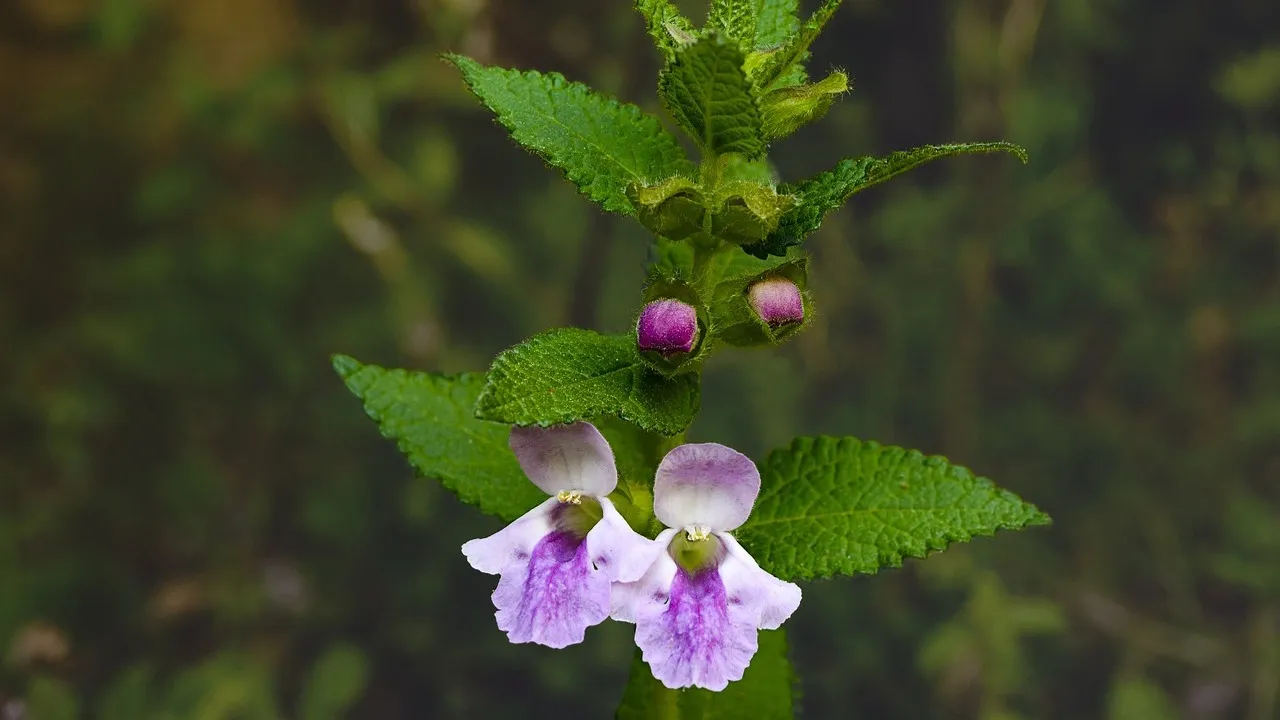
[634,564,758,691]
[509,422,618,497]
[461,497,559,574]
[585,498,665,584]
[653,443,760,532]
[717,534,801,630]
[610,528,679,623]
[490,529,611,648]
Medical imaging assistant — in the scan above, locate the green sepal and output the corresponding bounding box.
[751,0,842,91]
[635,0,697,61]
[628,174,794,245]
[474,328,699,436]
[628,177,706,241]
[760,70,849,141]
[744,141,1030,258]
[660,34,766,158]
[709,254,812,347]
[710,179,796,245]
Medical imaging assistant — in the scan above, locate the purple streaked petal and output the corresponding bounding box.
[461,497,559,574]
[610,528,680,623]
[748,277,804,327]
[491,529,611,648]
[509,422,617,497]
[654,443,760,532]
[586,498,665,584]
[717,534,801,630]
[635,564,758,691]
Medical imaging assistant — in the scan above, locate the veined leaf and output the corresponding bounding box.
[475,328,699,436]
[660,35,765,158]
[333,355,544,522]
[635,0,697,61]
[736,436,1050,580]
[447,54,693,216]
[752,0,842,90]
[744,141,1030,257]
[754,0,800,48]
[708,0,759,49]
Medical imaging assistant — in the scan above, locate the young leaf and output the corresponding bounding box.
[754,0,800,48]
[752,0,842,90]
[708,0,759,49]
[744,141,1030,258]
[735,436,1050,581]
[447,54,693,216]
[474,328,699,436]
[759,70,848,141]
[635,0,697,61]
[333,355,544,522]
[659,35,766,158]
[616,629,796,719]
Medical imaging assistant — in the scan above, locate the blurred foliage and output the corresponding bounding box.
[1,0,1277,718]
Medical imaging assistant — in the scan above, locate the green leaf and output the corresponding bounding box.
[752,0,842,90]
[333,355,544,522]
[446,54,693,215]
[660,35,765,158]
[635,0,697,61]
[708,0,758,49]
[299,643,370,720]
[753,0,800,48]
[736,436,1050,581]
[759,71,848,141]
[475,328,700,437]
[744,141,1030,258]
[616,629,796,719]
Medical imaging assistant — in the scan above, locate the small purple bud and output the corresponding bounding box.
[748,277,804,327]
[637,299,699,356]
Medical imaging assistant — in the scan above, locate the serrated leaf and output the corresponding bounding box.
[475,328,700,436]
[753,0,800,48]
[333,355,544,522]
[616,629,796,719]
[708,0,758,49]
[759,70,848,141]
[744,141,1029,257]
[752,0,842,90]
[636,0,697,61]
[660,35,765,158]
[735,436,1050,581]
[447,54,693,215]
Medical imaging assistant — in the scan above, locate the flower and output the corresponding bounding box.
[748,277,804,327]
[612,443,802,691]
[461,422,655,648]
[637,298,699,356]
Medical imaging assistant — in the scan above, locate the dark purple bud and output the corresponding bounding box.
[748,277,804,327]
[637,299,699,356]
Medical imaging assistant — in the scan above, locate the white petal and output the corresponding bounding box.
[585,498,666,583]
[509,422,618,497]
[653,443,760,532]
[610,528,679,623]
[460,497,558,574]
[716,533,801,629]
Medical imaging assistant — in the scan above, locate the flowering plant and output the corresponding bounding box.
[334,0,1047,714]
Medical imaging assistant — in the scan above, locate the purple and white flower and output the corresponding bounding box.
[611,443,802,691]
[748,277,804,328]
[462,422,655,648]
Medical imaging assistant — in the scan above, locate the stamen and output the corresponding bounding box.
[685,525,711,542]
[556,489,583,505]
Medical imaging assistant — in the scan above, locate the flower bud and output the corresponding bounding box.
[637,299,699,356]
[748,277,804,327]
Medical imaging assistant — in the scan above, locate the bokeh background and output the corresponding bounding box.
[3,0,1279,717]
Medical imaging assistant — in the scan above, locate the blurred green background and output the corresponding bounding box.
[2,0,1278,717]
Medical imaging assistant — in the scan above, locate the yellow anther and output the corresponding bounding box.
[556,490,583,505]
[685,526,711,542]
